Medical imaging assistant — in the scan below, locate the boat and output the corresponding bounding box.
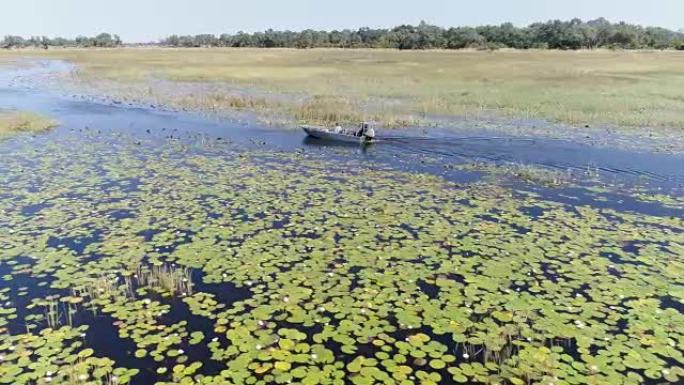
[302,123,375,144]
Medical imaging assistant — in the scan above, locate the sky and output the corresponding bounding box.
[1,0,682,42]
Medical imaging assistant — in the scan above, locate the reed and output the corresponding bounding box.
[134,264,193,297]
[0,110,56,137]
[44,296,61,329]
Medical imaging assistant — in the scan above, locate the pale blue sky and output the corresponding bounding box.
[1,0,682,42]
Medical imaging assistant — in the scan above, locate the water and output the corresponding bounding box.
[2,60,683,190]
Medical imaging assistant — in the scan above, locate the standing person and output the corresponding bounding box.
[364,125,375,139]
[355,122,365,137]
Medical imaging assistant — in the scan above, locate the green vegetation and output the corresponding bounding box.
[1,33,122,49]
[1,129,683,384]
[162,19,684,50]
[0,110,56,138]
[9,48,684,129]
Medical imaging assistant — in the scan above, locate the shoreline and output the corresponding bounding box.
[1,54,683,154]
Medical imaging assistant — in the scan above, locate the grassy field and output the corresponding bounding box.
[0,110,56,138]
[3,48,684,129]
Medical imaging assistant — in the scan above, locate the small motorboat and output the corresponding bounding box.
[302,122,375,144]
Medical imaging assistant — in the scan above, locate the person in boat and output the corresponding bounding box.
[365,125,376,139]
[356,122,375,139]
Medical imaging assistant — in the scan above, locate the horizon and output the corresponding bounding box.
[1,0,683,43]
[3,18,683,45]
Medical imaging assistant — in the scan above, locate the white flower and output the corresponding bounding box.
[256,344,262,349]
[462,353,469,359]
[318,306,325,312]
[311,354,318,359]
[78,374,88,380]
[283,297,289,303]
[590,365,598,372]
[177,349,184,354]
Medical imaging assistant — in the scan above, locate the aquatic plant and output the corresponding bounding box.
[0,110,56,138]
[133,263,193,297]
[0,130,682,384]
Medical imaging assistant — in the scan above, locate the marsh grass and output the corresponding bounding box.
[4,48,684,129]
[133,264,193,297]
[79,275,119,303]
[0,110,56,137]
[41,296,61,329]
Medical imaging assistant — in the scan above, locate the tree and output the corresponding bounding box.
[2,35,26,48]
[444,27,485,49]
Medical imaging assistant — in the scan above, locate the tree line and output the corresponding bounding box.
[4,19,683,50]
[1,33,122,48]
[161,19,684,50]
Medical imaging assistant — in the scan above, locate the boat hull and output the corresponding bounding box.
[302,126,372,143]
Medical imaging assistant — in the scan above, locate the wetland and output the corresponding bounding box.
[0,56,683,385]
